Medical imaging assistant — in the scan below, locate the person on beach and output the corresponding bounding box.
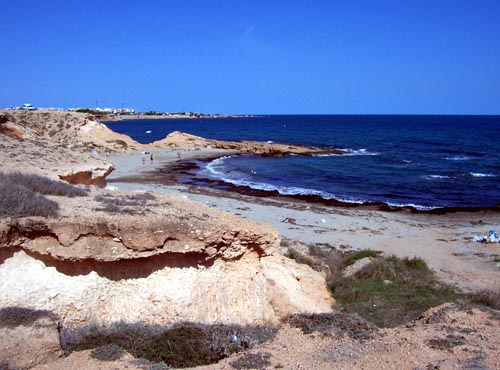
[150,152,154,162]
[177,151,181,159]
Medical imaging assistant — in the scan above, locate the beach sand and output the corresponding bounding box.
[107,150,500,292]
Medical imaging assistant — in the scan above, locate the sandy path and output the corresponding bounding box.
[107,151,500,292]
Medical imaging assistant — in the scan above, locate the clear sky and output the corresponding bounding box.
[1,1,499,114]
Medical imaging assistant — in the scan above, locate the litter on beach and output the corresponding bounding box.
[473,230,500,243]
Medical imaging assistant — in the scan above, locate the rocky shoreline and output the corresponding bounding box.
[1,110,500,369]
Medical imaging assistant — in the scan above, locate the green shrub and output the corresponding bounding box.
[402,256,429,270]
[328,255,462,328]
[343,249,379,266]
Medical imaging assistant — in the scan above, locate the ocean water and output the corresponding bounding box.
[105,115,500,210]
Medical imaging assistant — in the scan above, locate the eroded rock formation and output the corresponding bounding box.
[154,131,346,156]
[0,193,333,333]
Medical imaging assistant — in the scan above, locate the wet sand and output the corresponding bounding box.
[107,150,500,292]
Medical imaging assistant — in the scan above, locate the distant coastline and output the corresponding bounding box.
[103,113,260,122]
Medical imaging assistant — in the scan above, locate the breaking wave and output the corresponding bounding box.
[424,172,496,180]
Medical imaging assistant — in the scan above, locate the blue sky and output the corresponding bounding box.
[1,1,499,114]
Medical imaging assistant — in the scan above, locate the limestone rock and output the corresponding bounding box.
[0,193,332,336]
[153,131,346,156]
[343,257,375,277]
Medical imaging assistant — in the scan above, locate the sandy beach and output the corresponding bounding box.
[107,149,500,293]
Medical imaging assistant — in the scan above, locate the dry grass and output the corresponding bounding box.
[0,177,59,217]
[2,171,88,197]
[286,311,377,341]
[63,321,277,368]
[95,193,156,215]
[230,352,272,369]
[470,288,500,310]
[90,344,125,361]
[0,172,88,218]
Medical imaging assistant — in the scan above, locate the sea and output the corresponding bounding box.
[105,115,500,211]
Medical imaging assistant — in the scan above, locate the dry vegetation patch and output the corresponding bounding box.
[94,192,156,215]
[63,321,278,368]
[286,311,377,340]
[470,288,500,310]
[0,172,88,218]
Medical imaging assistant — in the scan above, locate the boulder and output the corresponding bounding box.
[343,257,375,277]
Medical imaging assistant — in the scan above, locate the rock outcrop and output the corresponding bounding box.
[0,111,115,186]
[0,192,333,334]
[154,131,346,156]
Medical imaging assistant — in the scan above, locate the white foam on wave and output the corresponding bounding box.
[342,148,380,156]
[424,172,496,180]
[313,153,343,157]
[204,157,441,210]
[205,155,235,175]
[444,155,470,161]
[386,202,440,211]
[425,175,451,180]
[314,148,379,157]
[205,157,364,203]
[470,172,496,178]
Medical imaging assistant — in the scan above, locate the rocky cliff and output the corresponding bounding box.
[0,189,333,325]
[0,110,335,368]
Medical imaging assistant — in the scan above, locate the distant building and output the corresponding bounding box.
[21,103,36,110]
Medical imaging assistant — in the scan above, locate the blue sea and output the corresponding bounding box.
[105,115,500,210]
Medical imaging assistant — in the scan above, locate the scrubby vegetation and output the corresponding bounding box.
[282,243,465,328]
[90,344,125,361]
[286,311,377,340]
[63,321,277,368]
[342,249,379,266]
[0,172,88,218]
[1,171,88,197]
[470,288,500,310]
[283,247,321,271]
[328,252,463,328]
[114,139,128,148]
[0,179,59,217]
[95,192,156,215]
[281,240,347,272]
[230,352,272,369]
